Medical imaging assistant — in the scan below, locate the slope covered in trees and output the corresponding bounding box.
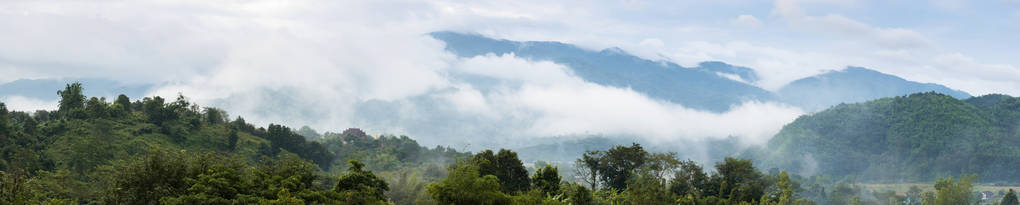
[1,84,1002,204]
[0,83,469,204]
[758,92,1020,182]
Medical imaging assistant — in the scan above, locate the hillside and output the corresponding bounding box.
[0,83,469,203]
[778,67,971,111]
[758,92,1020,182]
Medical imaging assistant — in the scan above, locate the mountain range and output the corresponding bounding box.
[0,32,972,114]
[431,31,971,112]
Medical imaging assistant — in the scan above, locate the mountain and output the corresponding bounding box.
[757,92,1020,182]
[778,67,971,111]
[432,32,974,113]
[431,31,776,112]
[0,78,151,101]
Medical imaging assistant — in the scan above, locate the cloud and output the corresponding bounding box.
[731,14,763,29]
[2,0,1019,152]
[443,54,805,146]
[914,53,1020,95]
[772,0,931,49]
[0,96,57,112]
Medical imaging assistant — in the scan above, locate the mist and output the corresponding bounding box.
[3,0,1015,165]
[148,50,804,156]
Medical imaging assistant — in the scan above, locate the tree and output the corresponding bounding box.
[531,164,561,196]
[227,129,239,151]
[0,102,8,138]
[1002,189,1018,205]
[142,96,172,125]
[333,160,389,202]
[84,97,109,118]
[105,150,194,204]
[670,160,709,197]
[576,150,604,190]
[426,162,510,204]
[645,152,682,179]
[203,108,228,125]
[714,157,765,203]
[57,82,86,118]
[626,170,673,205]
[561,182,594,205]
[775,171,794,205]
[384,169,430,205]
[601,143,648,191]
[932,175,976,205]
[114,94,132,112]
[472,149,530,194]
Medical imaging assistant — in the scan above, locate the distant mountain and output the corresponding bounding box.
[432,32,973,113]
[756,92,1020,182]
[0,78,151,100]
[431,31,776,112]
[695,61,759,84]
[778,67,970,111]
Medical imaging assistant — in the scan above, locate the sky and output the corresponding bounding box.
[0,0,1017,149]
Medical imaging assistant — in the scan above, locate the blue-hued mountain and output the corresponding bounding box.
[431,32,972,113]
[0,78,151,101]
[431,31,775,112]
[777,67,971,111]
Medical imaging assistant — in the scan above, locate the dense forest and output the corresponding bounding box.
[1,84,1016,205]
[758,92,1020,183]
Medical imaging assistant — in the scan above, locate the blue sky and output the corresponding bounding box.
[0,0,1017,146]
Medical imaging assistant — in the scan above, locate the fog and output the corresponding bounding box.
[3,0,1017,164]
[149,51,804,156]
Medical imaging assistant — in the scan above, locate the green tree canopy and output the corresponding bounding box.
[1002,189,1018,205]
[531,164,561,196]
[426,162,510,204]
[472,149,530,194]
[57,82,85,118]
[333,160,389,202]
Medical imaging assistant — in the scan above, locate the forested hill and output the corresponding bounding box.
[0,83,470,204]
[2,84,1011,204]
[757,92,1020,182]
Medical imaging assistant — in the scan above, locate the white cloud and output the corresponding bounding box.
[918,53,1020,95]
[731,14,763,28]
[772,0,930,49]
[444,54,805,145]
[0,96,57,112]
[2,0,1019,151]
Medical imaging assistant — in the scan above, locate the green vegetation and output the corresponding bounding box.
[1002,189,1018,205]
[760,92,1020,182]
[0,84,1010,204]
[0,83,463,204]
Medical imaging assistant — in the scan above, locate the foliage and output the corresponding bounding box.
[929,175,976,205]
[473,149,531,194]
[1002,189,1018,205]
[532,164,561,196]
[426,161,511,204]
[332,160,389,202]
[761,92,1020,182]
